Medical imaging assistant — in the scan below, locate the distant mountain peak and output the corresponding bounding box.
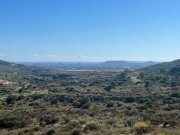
[101,61,158,69]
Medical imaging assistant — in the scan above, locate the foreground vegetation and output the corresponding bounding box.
[0,60,179,135]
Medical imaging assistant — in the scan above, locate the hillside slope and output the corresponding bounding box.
[0,60,49,91]
[137,59,180,88]
[139,59,180,75]
[0,60,47,76]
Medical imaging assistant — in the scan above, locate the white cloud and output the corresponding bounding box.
[45,54,59,57]
[77,55,87,59]
[0,53,7,57]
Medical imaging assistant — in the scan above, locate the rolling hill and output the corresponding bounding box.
[20,60,158,71]
[139,59,180,75]
[101,61,158,69]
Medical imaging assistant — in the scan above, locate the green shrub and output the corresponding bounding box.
[73,97,90,109]
[6,95,16,104]
[123,96,136,103]
[40,115,59,125]
[16,95,24,101]
[31,94,44,101]
[163,120,178,128]
[125,120,134,127]
[71,129,82,135]
[170,92,180,98]
[106,102,114,108]
[65,121,81,130]
[104,85,115,92]
[145,80,152,88]
[132,121,149,135]
[0,116,29,129]
[45,129,56,135]
[50,98,58,104]
[137,98,149,104]
[84,123,100,132]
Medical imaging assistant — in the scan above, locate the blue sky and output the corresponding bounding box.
[0,0,180,62]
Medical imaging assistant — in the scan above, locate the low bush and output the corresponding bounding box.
[45,129,56,135]
[104,85,115,92]
[84,123,100,132]
[125,120,134,127]
[71,129,82,135]
[31,94,44,101]
[163,120,178,128]
[132,121,149,135]
[106,102,114,108]
[137,98,149,104]
[40,115,59,125]
[123,96,136,103]
[6,95,17,104]
[73,97,90,109]
[65,121,81,131]
[170,92,180,98]
[16,95,24,101]
[0,116,29,129]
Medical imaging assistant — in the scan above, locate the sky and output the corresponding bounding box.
[0,0,180,62]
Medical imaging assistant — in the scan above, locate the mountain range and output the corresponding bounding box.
[18,61,159,71]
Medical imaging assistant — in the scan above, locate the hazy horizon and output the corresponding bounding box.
[15,60,160,63]
[0,57,172,63]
